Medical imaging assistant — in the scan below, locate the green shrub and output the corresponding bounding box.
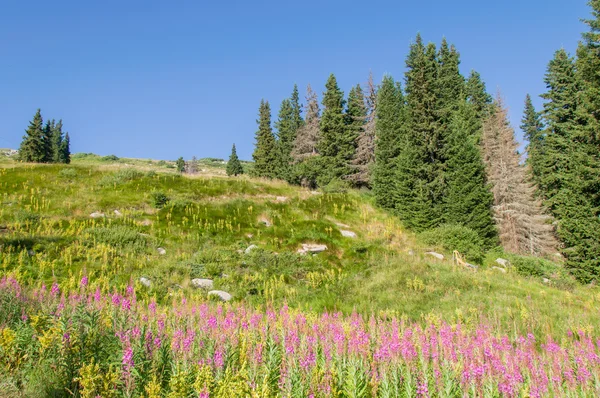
[420,224,486,264]
[98,169,144,187]
[320,179,350,194]
[85,226,148,251]
[58,168,78,179]
[506,254,559,278]
[101,154,120,162]
[151,191,170,208]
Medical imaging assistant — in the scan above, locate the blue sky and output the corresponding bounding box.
[0,0,591,160]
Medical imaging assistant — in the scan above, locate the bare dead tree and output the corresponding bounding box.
[291,84,320,162]
[347,71,377,187]
[481,94,559,256]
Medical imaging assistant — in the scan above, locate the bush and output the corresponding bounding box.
[320,179,350,194]
[98,169,144,187]
[85,226,148,251]
[420,224,486,264]
[14,210,40,225]
[101,154,120,162]
[506,254,560,278]
[58,168,78,179]
[151,191,169,208]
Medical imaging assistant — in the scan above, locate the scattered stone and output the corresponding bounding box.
[139,277,152,287]
[310,191,321,195]
[236,249,244,254]
[114,210,123,217]
[542,277,551,284]
[465,263,478,271]
[191,278,213,290]
[90,212,105,218]
[246,233,254,239]
[157,247,166,255]
[298,244,328,255]
[208,290,232,301]
[425,251,444,260]
[258,217,272,227]
[245,244,258,254]
[407,249,415,256]
[340,230,357,238]
[275,196,288,202]
[492,266,507,273]
[335,222,350,228]
[495,258,510,268]
[140,219,152,226]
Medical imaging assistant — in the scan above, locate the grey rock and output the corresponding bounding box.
[114,210,123,217]
[340,230,356,238]
[90,212,105,219]
[140,219,152,226]
[542,277,551,284]
[495,258,509,268]
[425,251,444,260]
[139,277,152,287]
[157,247,166,255]
[191,278,213,289]
[492,266,507,273]
[275,196,288,202]
[208,290,232,301]
[298,244,328,255]
[245,244,258,254]
[407,249,415,256]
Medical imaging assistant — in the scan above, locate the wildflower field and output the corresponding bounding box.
[1,159,600,396]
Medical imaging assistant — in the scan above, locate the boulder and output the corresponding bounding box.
[157,247,166,255]
[340,230,357,238]
[298,244,328,255]
[425,251,444,260]
[208,290,232,302]
[90,212,105,218]
[139,277,152,287]
[495,258,510,267]
[191,278,213,290]
[245,244,258,254]
[492,266,507,273]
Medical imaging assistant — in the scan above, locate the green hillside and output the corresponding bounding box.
[1,156,597,338]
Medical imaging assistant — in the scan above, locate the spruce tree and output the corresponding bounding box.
[42,119,55,162]
[52,120,64,163]
[18,109,46,163]
[290,84,304,133]
[372,75,403,208]
[466,70,493,120]
[252,100,278,178]
[274,98,295,181]
[482,96,558,256]
[292,85,321,188]
[436,38,465,126]
[349,73,377,188]
[176,157,185,173]
[61,132,71,164]
[344,84,367,185]
[226,144,244,176]
[318,74,354,185]
[521,95,544,187]
[443,100,497,245]
[395,37,443,230]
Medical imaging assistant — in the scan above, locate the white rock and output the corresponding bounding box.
[245,244,258,254]
[340,230,357,238]
[191,278,213,289]
[407,249,415,256]
[425,251,444,260]
[542,277,551,284]
[298,244,328,255]
[140,219,152,226]
[246,233,254,238]
[157,247,166,255]
[275,196,288,202]
[208,290,232,301]
[139,277,152,287]
[114,210,123,217]
[492,266,507,273]
[258,217,272,227]
[495,258,510,267]
[90,212,105,218]
[335,222,350,228]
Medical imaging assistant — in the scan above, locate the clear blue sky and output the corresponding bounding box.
[0,0,591,160]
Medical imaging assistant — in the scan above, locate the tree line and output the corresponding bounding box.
[246,0,600,281]
[18,109,71,164]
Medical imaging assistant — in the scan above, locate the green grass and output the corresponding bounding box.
[0,156,598,338]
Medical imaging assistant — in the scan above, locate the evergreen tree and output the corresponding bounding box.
[252,100,278,178]
[52,120,65,163]
[60,132,71,164]
[176,157,185,173]
[42,119,55,162]
[18,109,46,163]
[436,38,465,126]
[521,95,544,186]
[292,85,321,188]
[395,37,444,230]
[317,74,354,185]
[466,70,493,120]
[349,72,377,188]
[274,98,295,181]
[372,75,403,208]
[290,84,304,133]
[226,144,244,176]
[344,84,367,185]
[482,96,558,256]
[443,100,497,245]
